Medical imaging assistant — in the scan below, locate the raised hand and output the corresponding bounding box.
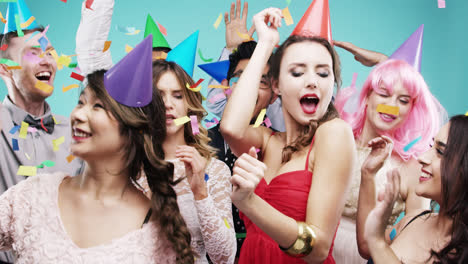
[364,169,401,244]
[252,7,282,47]
[362,136,394,176]
[175,145,208,199]
[224,0,255,51]
[334,40,388,67]
[231,147,267,205]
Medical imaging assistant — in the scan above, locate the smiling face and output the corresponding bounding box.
[274,41,335,126]
[365,80,413,133]
[157,71,188,138]
[415,123,449,202]
[70,87,125,161]
[227,59,273,119]
[4,31,57,101]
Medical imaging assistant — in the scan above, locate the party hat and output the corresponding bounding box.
[198,60,230,83]
[104,35,153,107]
[291,0,332,43]
[389,24,424,72]
[166,30,199,77]
[144,14,170,49]
[3,0,39,34]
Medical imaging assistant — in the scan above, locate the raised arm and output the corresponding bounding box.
[75,0,114,76]
[333,40,387,67]
[220,7,278,157]
[232,119,356,263]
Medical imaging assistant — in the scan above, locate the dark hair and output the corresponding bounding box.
[268,35,341,162]
[226,40,257,81]
[431,115,468,263]
[86,70,194,263]
[153,47,171,53]
[152,60,216,160]
[0,26,45,58]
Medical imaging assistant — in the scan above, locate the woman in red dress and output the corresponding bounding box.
[220,7,356,264]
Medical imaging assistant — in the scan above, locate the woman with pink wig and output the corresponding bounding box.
[333,58,445,263]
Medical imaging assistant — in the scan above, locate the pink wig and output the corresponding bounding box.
[335,59,445,161]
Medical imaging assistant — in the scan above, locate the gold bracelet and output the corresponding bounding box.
[280,221,317,257]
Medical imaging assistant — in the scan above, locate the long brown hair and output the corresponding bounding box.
[86,70,194,263]
[268,35,341,163]
[431,115,468,263]
[152,60,216,160]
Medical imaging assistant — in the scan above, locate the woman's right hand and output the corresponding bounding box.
[362,136,393,176]
[252,7,282,47]
[231,147,267,206]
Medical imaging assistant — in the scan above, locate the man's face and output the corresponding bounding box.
[5,31,57,101]
[226,59,273,119]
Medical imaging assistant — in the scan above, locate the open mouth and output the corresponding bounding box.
[378,113,397,123]
[419,169,432,182]
[35,71,51,82]
[72,127,92,140]
[166,114,175,124]
[300,94,320,114]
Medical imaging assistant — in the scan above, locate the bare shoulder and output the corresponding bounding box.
[315,118,354,144]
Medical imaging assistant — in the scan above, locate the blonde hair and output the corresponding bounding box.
[152,60,216,160]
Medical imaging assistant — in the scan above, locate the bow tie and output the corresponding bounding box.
[23,115,55,134]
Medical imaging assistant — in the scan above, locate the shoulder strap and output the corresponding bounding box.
[400,210,431,232]
[142,208,153,227]
[305,136,316,171]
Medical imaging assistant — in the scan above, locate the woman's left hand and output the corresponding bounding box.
[364,169,401,245]
[362,136,394,176]
[176,145,208,199]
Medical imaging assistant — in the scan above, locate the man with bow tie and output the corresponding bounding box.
[0,26,82,200]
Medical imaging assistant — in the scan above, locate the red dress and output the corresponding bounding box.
[239,138,336,263]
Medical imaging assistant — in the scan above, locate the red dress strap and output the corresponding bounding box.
[305,136,316,171]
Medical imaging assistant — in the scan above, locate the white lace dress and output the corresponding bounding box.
[332,147,405,264]
[0,172,175,264]
[138,158,236,264]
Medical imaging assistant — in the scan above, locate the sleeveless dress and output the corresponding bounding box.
[239,138,336,263]
[332,146,406,264]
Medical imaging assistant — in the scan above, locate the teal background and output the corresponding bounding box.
[1,0,466,117]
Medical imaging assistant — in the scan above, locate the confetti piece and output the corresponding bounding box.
[376,104,399,116]
[208,85,230,89]
[7,66,21,70]
[25,153,31,160]
[52,116,60,124]
[85,0,94,10]
[12,138,19,151]
[66,154,75,163]
[253,109,267,127]
[255,148,260,153]
[68,62,78,68]
[192,78,204,88]
[117,25,136,34]
[438,0,445,8]
[213,13,223,29]
[224,218,231,228]
[41,160,55,167]
[286,0,292,6]
[52,136,65,152]
[38,36,48,52]
[70,72,84,82]
[62,84,79,92]
[14,14,23,37]
[197,48,213,62]
[263,117,272,128]
[185,83,201,92]
[0,58,19,66]
[35,80,53,93]
[125,44,133,53]
[60,0,67,3]
[389,228,397,241]
[190,115,200,135]
[57,54,71,67]
[174,116,191,126]
[17,166,36,176]
[403,136,422,152]
[25,31,39,43]
[465,111,468,116]
[27,127,37,133]
[19,121,28,139]
[20,16,35,28]
[125,30,141,35]
[229,77,239,84]
[23,52,42,65]
[282,7,294,26]
[102,41,111,52]
[0,44,8,51]
[225,88,232,95]
[394,212,405,225]
[236,233,247,238]
[9,125,20,134]
[236,30,253,42]
[204,173,209,181]
[0,11,6,24]
[208,93,226,104]
[156,21,167,36]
